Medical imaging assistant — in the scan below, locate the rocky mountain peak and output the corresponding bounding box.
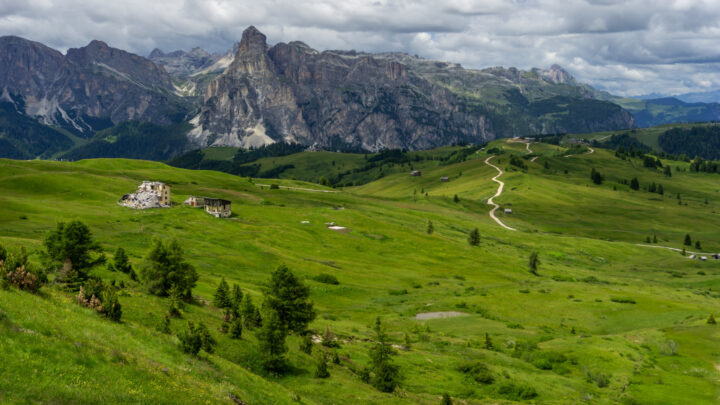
[238,26,267,54]
[543,64,575,84]
[149,48,164,58]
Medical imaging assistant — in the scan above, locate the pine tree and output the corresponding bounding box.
[229,317,243,339]
[331,350,340,364]
[529,252,540,276]
[257,309,288,372]
[483,332,493,350]
[707,314,716,325]
[43,220,103,286]
[441,393,453,405]
[240,294,259,329]
[453,194,460,203]
[264,265,316,334]
[648,182,656,193]
[231,283,243,314]
[664,166,672,177]
[314,353,330,378]
[196,322,216,354]
[102,287,122,322]
[468,228,480,246]
[653,234,658,243]
[684,234,692,246]
[403,332,411,349]
[681,247,686,256]
[630,177,639,191]
[657,184,664,195]
[369,317,399,392]
[213,277,231,309]
[300,333,313,355]
[427,220,434,235]
[142,240,198,299]
[179,322,202,355]
[695,240,702,250]
[114,247,132,274]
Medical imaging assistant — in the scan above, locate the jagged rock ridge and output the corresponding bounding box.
[0,36,189,136]
[191,26,494,151]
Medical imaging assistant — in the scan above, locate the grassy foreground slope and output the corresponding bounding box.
[0,149,719,404]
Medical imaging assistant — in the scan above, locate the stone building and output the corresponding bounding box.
[119,181,170,209]
[184,195,206,208]
[138,181,171,206]
[205,198,232,218]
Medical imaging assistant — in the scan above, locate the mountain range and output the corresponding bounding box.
[1,26,719,160]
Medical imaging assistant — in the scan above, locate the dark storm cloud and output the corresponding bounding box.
[2,0,720,96]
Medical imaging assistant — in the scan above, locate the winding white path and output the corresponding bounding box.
[484,155,517,231]
[635,244,715,256]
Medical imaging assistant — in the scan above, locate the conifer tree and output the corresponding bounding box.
[240,294,259,328]
[707,314,716,325]
[529,252,540,276]
[653,234,658,243]
[114,247,132,274]
[403,332,412,349]
[142,240,197,299]
[257,309,288,372]
[179,322,202,355]
[483,332,494,350]
[213,277,231,309]
[468,228,480,246]
[441,393,453,405]
[43,220,103,286]
[196,322,216,354]
[300,333,313,355]
[684,234,692,246]
[229,317,243,339]
[231,283,243,314]
[453,194,460,203]
[696,240,702,250]
[369,317,399,392]
[314,353,330,378]
[630,177,640,191]
[427,220,434,235]
[102,287,122,322]
[264,265,315,334]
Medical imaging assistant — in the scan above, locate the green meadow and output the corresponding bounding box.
[1,139,719,404]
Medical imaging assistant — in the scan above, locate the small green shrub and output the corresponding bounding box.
[458,361,494,384]
[312,273,339,285]
[610,297,636,304]
[497,382,538,400]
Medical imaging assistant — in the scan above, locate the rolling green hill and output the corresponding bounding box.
[1,142,720,404]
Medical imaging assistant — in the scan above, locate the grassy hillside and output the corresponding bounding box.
[1,144,720,404]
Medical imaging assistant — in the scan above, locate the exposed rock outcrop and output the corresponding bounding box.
[191,26,494,151]
[0,36,189,135]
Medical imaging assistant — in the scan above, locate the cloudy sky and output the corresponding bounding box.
[3,0,720,97]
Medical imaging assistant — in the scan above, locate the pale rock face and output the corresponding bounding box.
[194,26,494,151]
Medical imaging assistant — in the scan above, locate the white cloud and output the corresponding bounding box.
[2,0,720,97]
